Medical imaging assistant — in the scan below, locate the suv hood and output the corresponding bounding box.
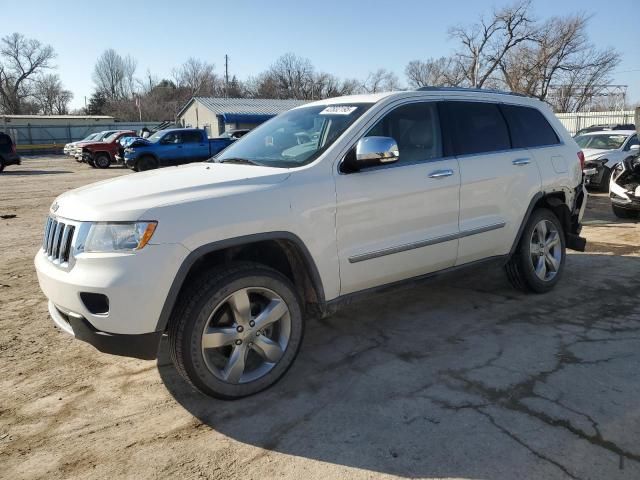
[52,162,291,221]
[128,138,153,147]
[583,148,617,160]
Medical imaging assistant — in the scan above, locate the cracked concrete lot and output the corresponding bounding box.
[2,156,640,479]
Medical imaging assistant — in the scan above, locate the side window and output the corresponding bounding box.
[182,131,202,143]
[625,135,638,151]
[444,101,510,155]
[501,104,560,148]
[365,102,442,164]
[162,132,180,144]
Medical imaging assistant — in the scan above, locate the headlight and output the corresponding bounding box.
[80,221,157,253]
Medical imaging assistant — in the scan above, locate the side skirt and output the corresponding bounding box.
[323,255,508,314]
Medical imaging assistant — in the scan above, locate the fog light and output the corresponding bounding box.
[80,292,109,315]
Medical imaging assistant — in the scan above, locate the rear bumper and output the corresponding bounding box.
[48,301,162,360]
[567,184,587,252]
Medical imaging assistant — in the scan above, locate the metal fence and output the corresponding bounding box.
[0,122,161,154]
[555,111,635,136]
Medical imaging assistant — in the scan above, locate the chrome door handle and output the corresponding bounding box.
[428,169,454,178]
[512,158,531,166]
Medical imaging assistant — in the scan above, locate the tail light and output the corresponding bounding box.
[577,151,585,170]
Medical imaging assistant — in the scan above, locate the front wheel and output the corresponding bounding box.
[137,155,158,171]
[94,154,111,169]
[597,166,611,192]
[506,208,566,293]
[169,262,304,399]
[612,205,640,219]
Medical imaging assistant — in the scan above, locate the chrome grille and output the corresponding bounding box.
[42,216,75,264]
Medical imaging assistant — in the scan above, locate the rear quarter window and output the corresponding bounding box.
[501,104,560,148]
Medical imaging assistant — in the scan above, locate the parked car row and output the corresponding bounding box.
[64,128,248,171]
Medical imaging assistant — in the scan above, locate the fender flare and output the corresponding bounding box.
[154,231,326,332]
[508,192,544,257]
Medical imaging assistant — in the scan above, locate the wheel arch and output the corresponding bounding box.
[155,232,326,332]
[509,191,572,257]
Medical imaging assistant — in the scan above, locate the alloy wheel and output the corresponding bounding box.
[529,219,562,281]
[200,287,291,384]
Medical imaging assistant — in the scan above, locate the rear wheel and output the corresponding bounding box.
[94,154,111,169]
[612,205,640,219]
[137,155,158,171]
[506,208,566,293]
[169,262,304,399]
[0,158,4,173]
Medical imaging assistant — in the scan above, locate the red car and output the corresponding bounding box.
[82,130,137,168]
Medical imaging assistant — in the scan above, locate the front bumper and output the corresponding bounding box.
[35,241,190,358]
[48,301,162,359]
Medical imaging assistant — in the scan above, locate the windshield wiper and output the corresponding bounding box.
[215,157,263,166]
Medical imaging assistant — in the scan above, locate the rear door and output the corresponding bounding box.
[441,101,541,265]
[180,130,209,163]
[335,101,460,295]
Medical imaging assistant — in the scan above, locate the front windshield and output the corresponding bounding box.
[104,133,120,143]
[148,131,164,142]
[83,133,98,141]
[575,134,628,150]
[215,104,371,167]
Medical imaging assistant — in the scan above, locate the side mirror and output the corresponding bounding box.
[353,136,399,169]
[629,144,639,151]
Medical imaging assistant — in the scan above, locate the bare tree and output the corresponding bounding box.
[499,13,620,111]
[312,72,360,98]
[93,49,137,100]
[171,57,219,96]
[268,53,315,99]
[448,0,535,88]
[33,74,73,114]
[405,57,462,88]
[362,68,401,93]
[0,33,56,113]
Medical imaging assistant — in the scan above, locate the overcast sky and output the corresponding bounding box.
[8,0,639,110]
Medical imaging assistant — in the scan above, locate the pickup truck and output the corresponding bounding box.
[122,128,234,171]
[81,130,137,168]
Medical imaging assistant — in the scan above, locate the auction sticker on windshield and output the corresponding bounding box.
[319,106,358,115]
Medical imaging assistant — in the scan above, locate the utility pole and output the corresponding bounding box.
[224,54,230,98]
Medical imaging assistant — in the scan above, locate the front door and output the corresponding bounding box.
[335,102,461,295]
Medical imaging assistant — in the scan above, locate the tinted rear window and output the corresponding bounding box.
[182,131,203,143]
[443,102,511,155]
[501,104,559,148]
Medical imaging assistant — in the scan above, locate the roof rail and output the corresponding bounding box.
[415,86,530,98]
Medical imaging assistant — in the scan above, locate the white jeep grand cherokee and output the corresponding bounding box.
[35,88,587,399]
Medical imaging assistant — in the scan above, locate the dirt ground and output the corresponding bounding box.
[1,156,640,480]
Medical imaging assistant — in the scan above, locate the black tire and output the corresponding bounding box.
[505,208,566,294]
[612,205,640,219]
[0,158,4,173]
[94,153,111,169]
[169,262,304,399]
[137,155,158,171]
[597,166,611,192]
